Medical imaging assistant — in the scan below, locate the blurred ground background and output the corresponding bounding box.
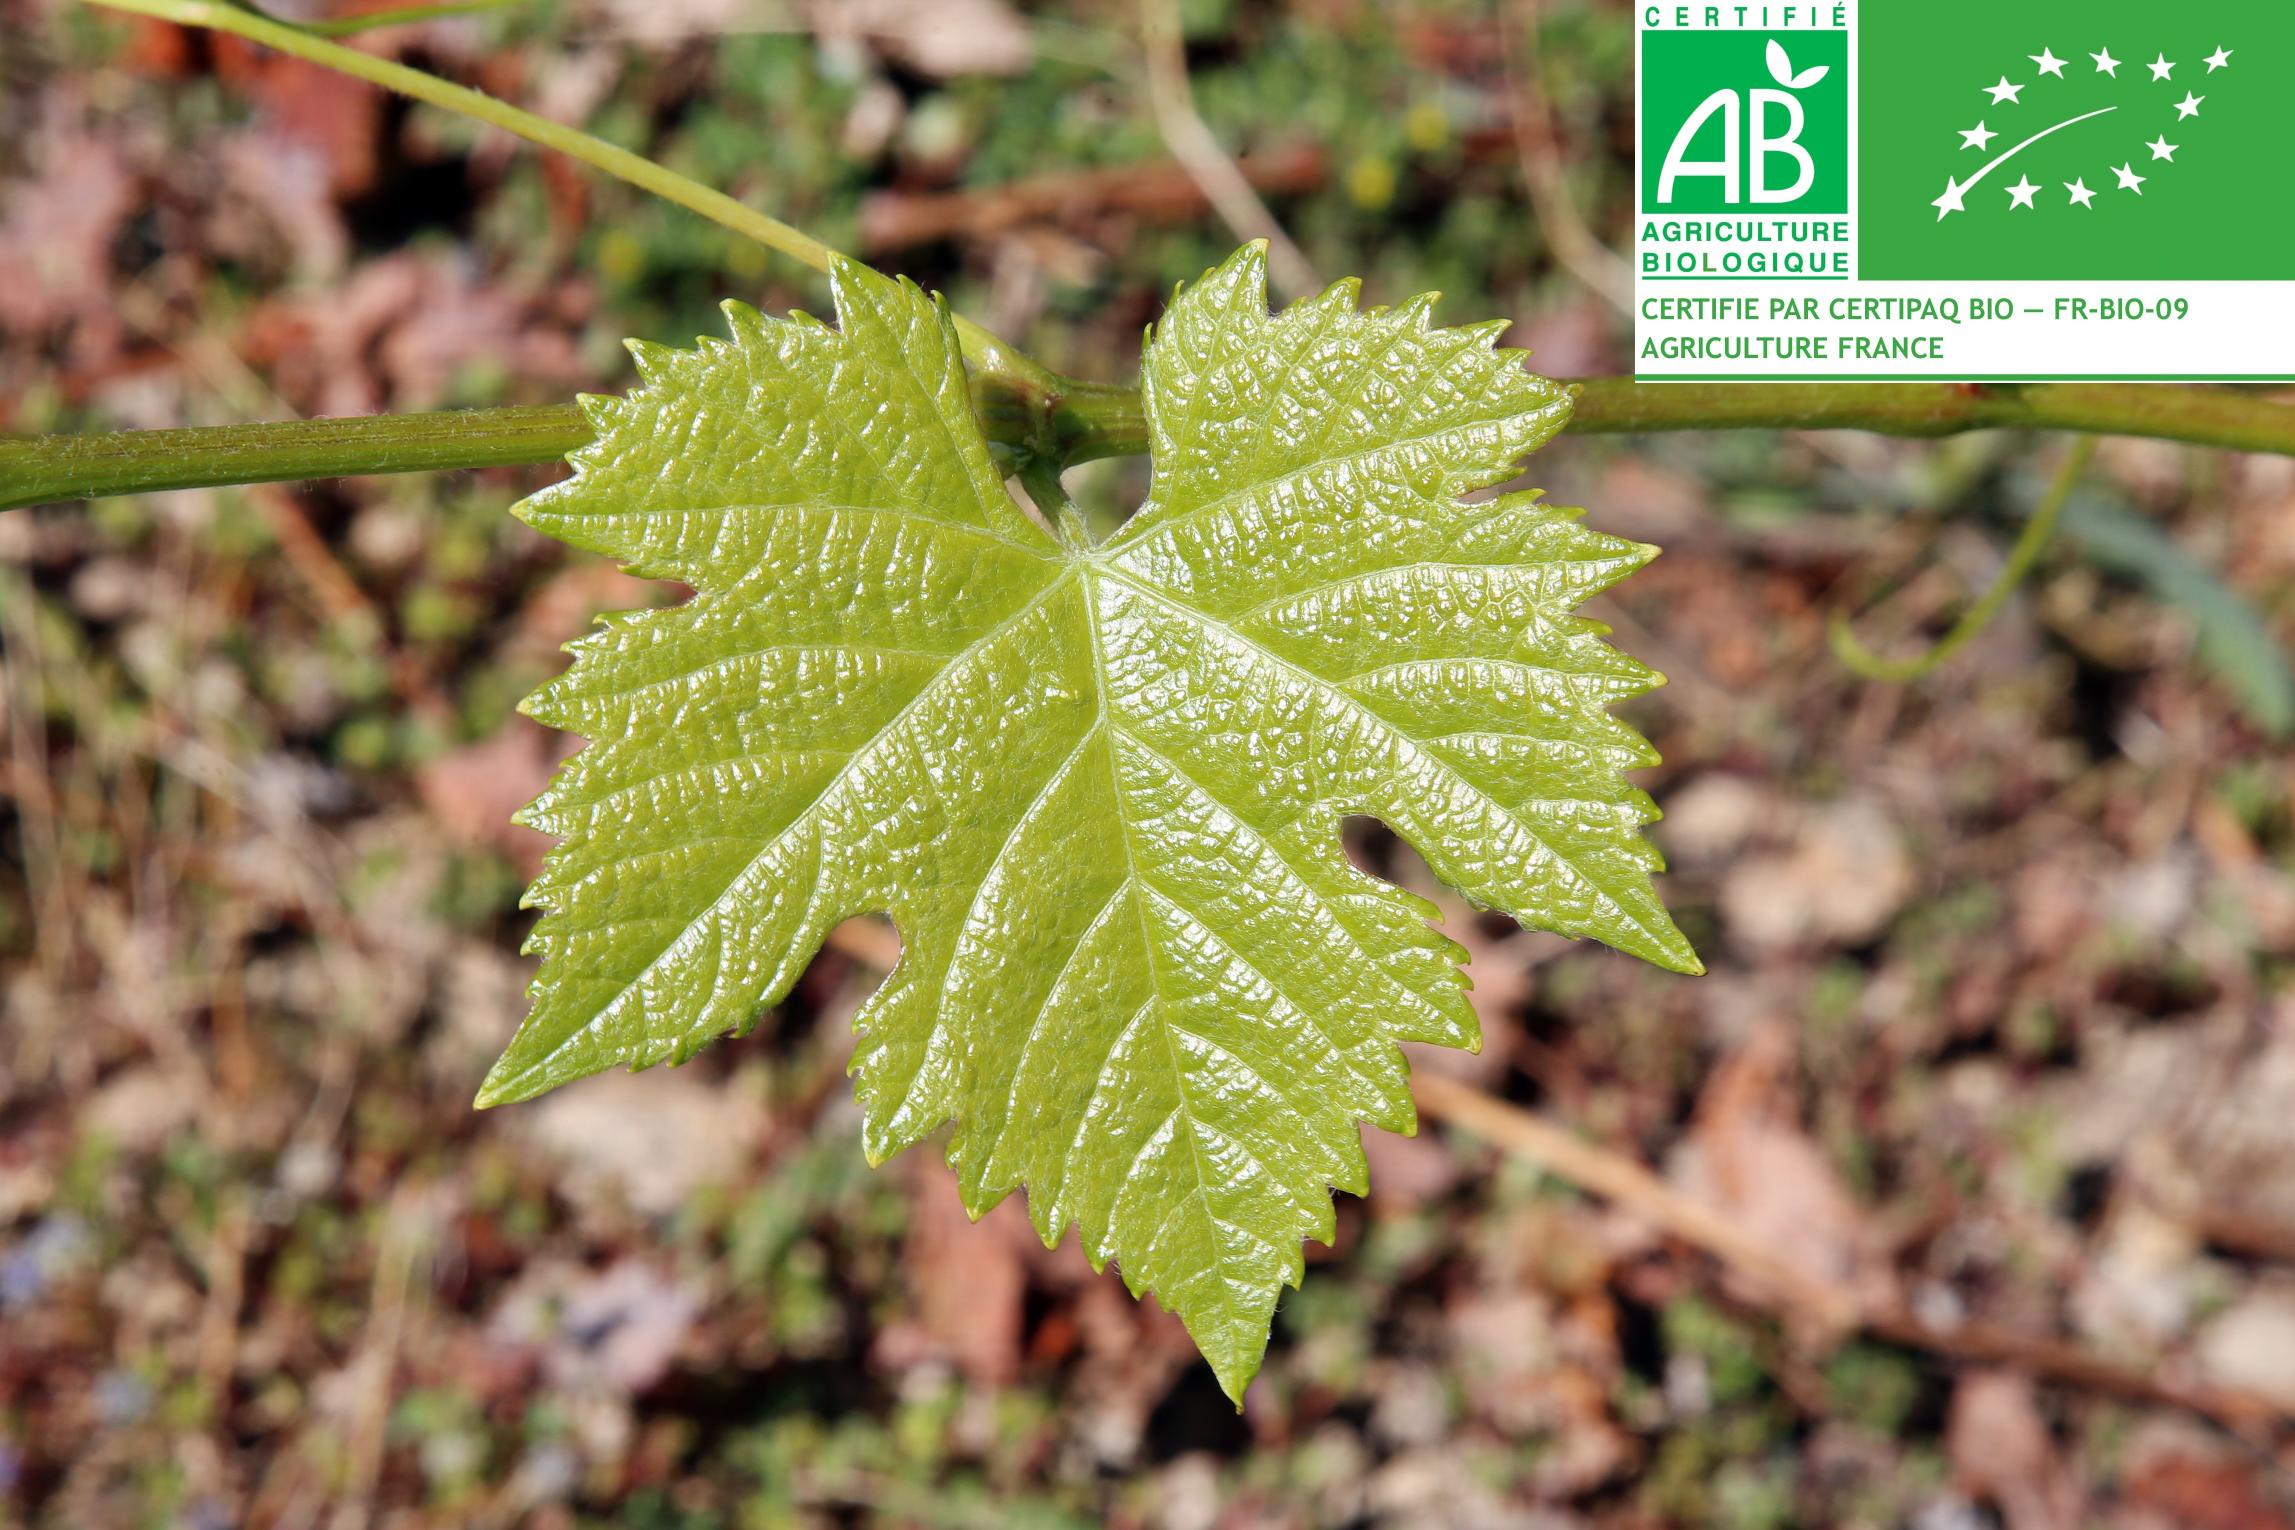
[6,0,2295,1525]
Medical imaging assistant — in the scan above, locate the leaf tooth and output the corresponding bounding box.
[718,299,773,346]
[1192,238,1271,310]
[1494,341,1548,374]
[575,392,626,431]
[515,676,576,730]
[1484,487,1553,516]
[623,338,688,388]
[1290,272,1361,321]
[535,396,633,486]
[825,253,909,342]
[1453,315,1509,350]
[1392,290,1442,329]
[514,798,566,844]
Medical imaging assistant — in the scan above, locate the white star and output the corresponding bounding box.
[1932,178,1968,220]
[2091,47,2121,76]
[2114,162,2146,194]
[2147,135,2178,161]
[2065,178,2097,208]
[1987,76,2025,104]
[1960,120,1998,151]
[2030,47,2067,78]
[2006,175,2041,209]
[2204,47,2233,72]
[2148,53,2176,81]
[2175,92,2205,118]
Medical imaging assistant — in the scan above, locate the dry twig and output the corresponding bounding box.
[1136,0,1320,300]
[1496,0,1633,315]
[860,143,1327,252]
[1412,1071,2288,1437]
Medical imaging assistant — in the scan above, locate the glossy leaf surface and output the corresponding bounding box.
[487,244,1698,1399]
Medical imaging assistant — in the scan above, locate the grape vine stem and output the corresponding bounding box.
[12,381,2295,511]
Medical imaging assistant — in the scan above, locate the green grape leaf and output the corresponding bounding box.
[483,243,1699,1400]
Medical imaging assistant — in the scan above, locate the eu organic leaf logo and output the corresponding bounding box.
[1929,38,2232,218]
[485,243,1697,1400]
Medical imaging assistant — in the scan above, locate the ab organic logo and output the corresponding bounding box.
[1656,39,1833,207]
[1642,26,1849,215]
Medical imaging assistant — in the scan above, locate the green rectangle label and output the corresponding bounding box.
[1634,1,2295,381]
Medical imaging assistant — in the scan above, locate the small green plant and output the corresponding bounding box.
[10,0,2295,1402]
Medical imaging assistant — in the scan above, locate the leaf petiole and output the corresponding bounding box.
[1016,456,1095,551]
